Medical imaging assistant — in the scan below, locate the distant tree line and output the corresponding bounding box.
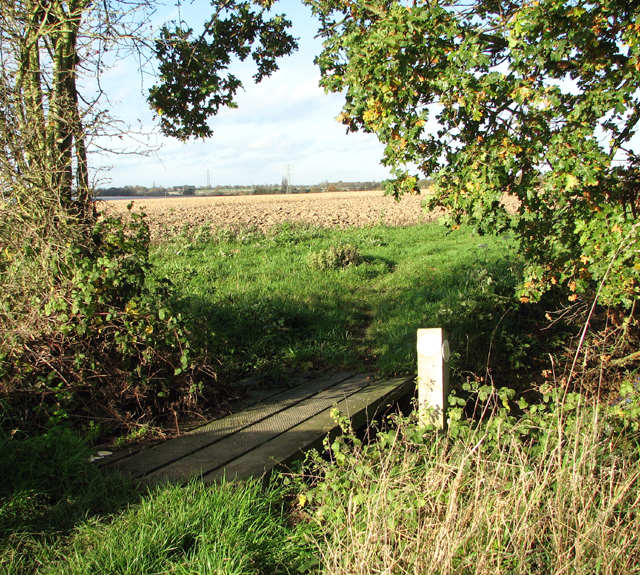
[323,181,384,192]
[96,186,166,197]
[95,181,387,197]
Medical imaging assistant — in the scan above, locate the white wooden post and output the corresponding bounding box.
[417,328,450,428]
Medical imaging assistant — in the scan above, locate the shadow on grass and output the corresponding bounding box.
[167,250,552,392]
[359,255,397,277]
[0,428,141,543]
[174,289,373,384]
[368,256,551,386]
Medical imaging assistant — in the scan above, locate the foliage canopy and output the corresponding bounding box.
[301,0,640,306]
[148,0,298,140]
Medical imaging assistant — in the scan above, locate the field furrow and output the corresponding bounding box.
[100,190,440,238]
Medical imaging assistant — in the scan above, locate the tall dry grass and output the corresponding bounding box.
[303,397,640,575]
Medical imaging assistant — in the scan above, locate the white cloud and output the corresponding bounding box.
[92,1,392,188]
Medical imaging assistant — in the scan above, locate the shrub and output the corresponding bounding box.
[0,205,215,436]
[295,384,640,574]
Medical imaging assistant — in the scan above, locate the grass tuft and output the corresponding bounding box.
[307,243,363,271]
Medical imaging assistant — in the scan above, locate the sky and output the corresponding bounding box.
[92,1,393,189]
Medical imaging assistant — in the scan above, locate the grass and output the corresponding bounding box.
[0,425,141,574]
[0,421,314,574]
[151,222,527,385]
[4,220,637,574]
[4,396,640,574]
[39,480,315,574]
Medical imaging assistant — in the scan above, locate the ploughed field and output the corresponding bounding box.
[100,190,439,238]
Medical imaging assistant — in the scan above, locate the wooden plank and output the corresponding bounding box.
[106,371,356,478]
[204,375,415,484]
[97,373,323,467]
[141,373,374,484]
[97,382,290,467]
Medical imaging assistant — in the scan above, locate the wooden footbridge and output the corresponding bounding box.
[99,371,416,484]
[99,328,450,485]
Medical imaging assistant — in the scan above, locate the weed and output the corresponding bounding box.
[268,221,323,245]
[307,243,363,271]
[294,387,640,574]
[112,423,166,449]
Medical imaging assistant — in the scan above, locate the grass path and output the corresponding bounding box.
[151,222,523,387]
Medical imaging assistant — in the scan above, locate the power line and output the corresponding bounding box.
[284,163,293,193]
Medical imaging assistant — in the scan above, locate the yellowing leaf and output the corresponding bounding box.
[362,109,378,123]
[566,174,579,189]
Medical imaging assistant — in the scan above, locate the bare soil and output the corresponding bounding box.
[100,190,441,239]
[100,190,521,240]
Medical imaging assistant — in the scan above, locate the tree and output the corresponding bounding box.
[1,0,96,221]
[0,0,297,217]
[303,0,640,307]
[0,0,298,431]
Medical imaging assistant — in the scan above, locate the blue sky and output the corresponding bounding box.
[92,1,393,188]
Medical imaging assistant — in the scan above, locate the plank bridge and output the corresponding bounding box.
[100,372,415,484]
